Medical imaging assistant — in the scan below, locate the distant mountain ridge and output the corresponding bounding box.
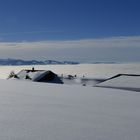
[0,59,79,65]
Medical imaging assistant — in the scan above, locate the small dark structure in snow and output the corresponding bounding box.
[96,74,140,92]
[8,69,63,84]
[107,74,140,80]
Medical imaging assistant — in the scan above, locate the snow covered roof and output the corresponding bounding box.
[9,69,63,84]
[96,74,140,92]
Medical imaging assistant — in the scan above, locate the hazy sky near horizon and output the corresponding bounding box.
[0,0,140,62]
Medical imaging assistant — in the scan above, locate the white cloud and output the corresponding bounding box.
[0,35,140,62]
[0,35,140,50]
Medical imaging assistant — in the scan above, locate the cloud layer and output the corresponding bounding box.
[0,36,140,62]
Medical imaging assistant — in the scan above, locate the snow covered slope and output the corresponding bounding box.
[0,79,140,140]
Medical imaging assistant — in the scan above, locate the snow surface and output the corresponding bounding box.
[97,75,140,92]
[0,64,140,139]
[0,79,140,140]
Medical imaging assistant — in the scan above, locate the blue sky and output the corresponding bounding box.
[0,0,140,62]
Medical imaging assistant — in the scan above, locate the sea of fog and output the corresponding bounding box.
[0,63,140,79]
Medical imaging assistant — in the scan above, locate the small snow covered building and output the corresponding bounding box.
[96,74,140,92]
[8,69,63,84]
